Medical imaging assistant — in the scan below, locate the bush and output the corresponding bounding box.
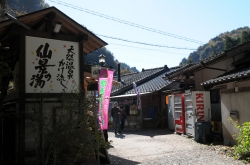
[231,120,250,162]
[27,91,108,165]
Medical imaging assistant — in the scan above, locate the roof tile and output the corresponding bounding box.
[112,67,177,95]
[201,66,250,86]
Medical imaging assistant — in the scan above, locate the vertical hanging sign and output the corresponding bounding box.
[98,68,114,130]
[98,78,107,129]
[133,82,141,110]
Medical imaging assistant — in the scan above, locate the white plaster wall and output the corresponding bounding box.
[221,91,250,145]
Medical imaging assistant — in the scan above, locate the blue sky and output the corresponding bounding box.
[46,0,250,71]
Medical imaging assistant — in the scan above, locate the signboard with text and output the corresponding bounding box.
[25,36,79,93]
[91,65,99,78]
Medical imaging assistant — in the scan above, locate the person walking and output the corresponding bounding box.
[120,106,127,131]
[111,102,121,135]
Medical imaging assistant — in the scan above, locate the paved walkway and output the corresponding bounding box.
[107,129,247,165]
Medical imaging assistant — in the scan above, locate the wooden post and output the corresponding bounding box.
[39,95,44,164]
[18,35,25,165]
[79,34,88,97]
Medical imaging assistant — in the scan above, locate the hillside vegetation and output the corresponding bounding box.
[180,27,250,65]
[6,0,49,15]
[84,47,139,75]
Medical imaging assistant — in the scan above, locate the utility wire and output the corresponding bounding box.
[47,0,205,44]
[97,34,197,50]
[108,43,224,56]
[116,58,168,65]
[86,56,168,65]
[108,43,188,55]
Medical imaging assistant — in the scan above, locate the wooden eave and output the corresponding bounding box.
[0,7,107,54]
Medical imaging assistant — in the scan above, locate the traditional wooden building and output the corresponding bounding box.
[164,41,250,145]
[110,65,179,129]
[0,7,107,164]
[201,41,250,145]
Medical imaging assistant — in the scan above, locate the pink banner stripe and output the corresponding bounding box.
[98,68,114,130]
[98,78,107,130]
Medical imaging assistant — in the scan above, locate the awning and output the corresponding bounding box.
[109,92,152,99]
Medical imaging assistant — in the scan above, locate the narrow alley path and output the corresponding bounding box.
[107,129,246,165]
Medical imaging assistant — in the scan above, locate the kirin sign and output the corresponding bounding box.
[25,36,80,93]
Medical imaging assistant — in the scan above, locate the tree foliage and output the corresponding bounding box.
[241,31,250,43]
[85,47,138,75]
[6,0,49,14]
[26,91,109,164]
[233,122,250,162]
[119,62,139,75]
[187,56,193,64]
[179,58,187,66]
[224,35,240,50]
[228,118,250,163]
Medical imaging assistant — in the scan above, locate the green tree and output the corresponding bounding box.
[241,31,250,43]
[179,58,187,66]
[189,52,200,63]
[130,67,139,73]
[187,56,193,64]
[84,47,138,75]
[224,36,239,50]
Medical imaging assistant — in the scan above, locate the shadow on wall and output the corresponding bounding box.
[220,92,250,146]
[222,122,237,146]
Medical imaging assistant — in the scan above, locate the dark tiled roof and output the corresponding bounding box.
[201,66,250,86]
[124,71,173,95]
[111,66,177,95]
[112,67,165,93]
[167,64,197,79]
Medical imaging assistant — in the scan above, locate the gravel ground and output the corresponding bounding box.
[106,129,248,165]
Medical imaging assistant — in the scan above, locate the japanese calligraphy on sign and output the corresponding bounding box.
[25,36,79,93]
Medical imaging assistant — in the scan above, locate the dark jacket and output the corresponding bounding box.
[111,107,121,119]
[120,109,127,121]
